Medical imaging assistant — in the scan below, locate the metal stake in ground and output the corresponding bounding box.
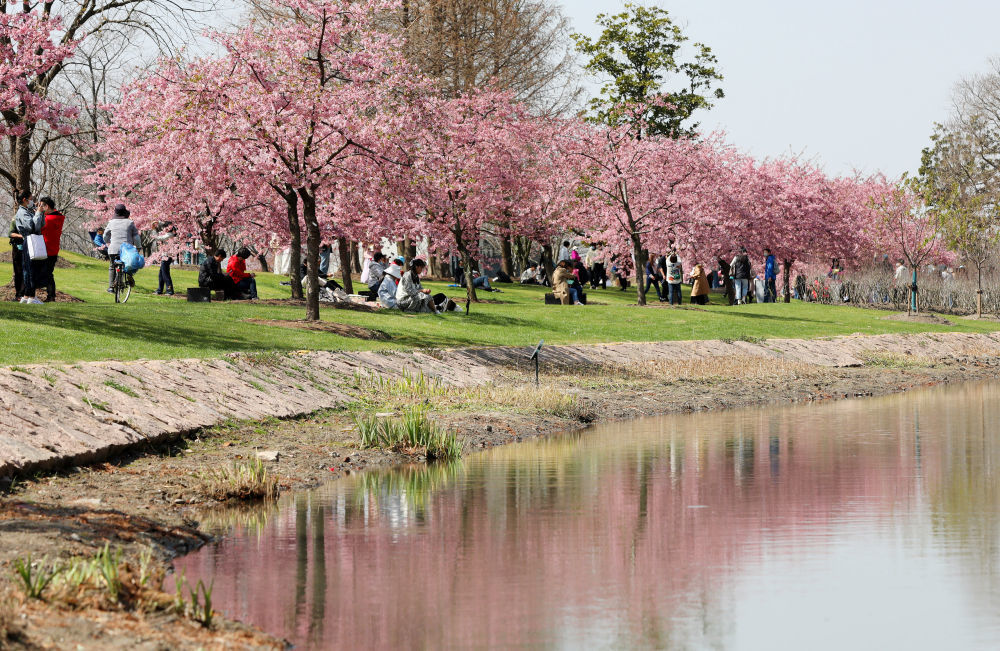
[529,340,544,386]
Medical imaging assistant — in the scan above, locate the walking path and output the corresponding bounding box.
[2,331,998,478]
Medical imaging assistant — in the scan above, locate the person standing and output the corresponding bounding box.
[104,204,139,293]
[152,222,176,295]
[319,242,332,278]
[644,255,664,301]
[557,240,571,263]
[665,253,683,305]
[14,191,44,304]
[8,208,24,301]
[37,197,64,302]
[763,248,777,303]
[690,261,710,305]
[730,247,752,305]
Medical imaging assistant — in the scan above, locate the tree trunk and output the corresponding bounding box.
[500,236,514,277]
[453,222,477,307]
[782,260,793,303]
[540,243,555,286]
[513,236,532,274]
[405,236,417,261]
[297,188,322,321]
[396,239,406,263]
[634,244,647,306]
[350,240,362,273]
[282,189,303,300]
[459,245,478,306]
[977,266,983,319]
[337,236,354,295]
[257,253,270,273]
[910,267,918,315]
[427,236,442,278]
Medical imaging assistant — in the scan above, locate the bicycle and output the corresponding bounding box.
[111,258,134,303]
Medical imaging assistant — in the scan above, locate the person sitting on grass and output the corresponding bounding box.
[378,264,401,309]
[227,248,258,300]
[468,270,501,293]
[366,251,387,297]
[396,258,450,313]
[552,259,583,305]
[91,228,109,259]
[520,265,539,285]
[199,248,238,299]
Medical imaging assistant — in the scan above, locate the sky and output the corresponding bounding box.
[564,0,1000,178]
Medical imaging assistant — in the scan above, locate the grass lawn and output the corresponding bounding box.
[0,251,998,366]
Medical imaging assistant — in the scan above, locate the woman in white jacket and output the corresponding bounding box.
[378,265,401,308]
[396,259,449,312]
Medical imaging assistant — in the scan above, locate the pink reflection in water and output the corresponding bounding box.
[175,383,1000,649]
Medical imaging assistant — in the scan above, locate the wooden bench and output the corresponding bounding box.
[544,292,587,305]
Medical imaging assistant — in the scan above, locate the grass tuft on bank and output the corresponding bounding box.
[2,251,1000,366]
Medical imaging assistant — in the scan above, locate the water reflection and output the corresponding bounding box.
[176,383,1000,649]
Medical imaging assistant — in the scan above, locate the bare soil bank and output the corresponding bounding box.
[1,338,999,648]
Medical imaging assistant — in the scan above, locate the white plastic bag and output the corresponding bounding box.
[26,234,47,260]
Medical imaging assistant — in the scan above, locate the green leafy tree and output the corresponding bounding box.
[919,124,1000,318]
[571,3,724,137]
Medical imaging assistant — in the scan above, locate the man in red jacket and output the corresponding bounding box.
[227,248,258,300]
[37,197,65,302]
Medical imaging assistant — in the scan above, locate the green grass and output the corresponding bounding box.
[1,251,999,366]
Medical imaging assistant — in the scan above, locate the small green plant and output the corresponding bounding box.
[42,371,57,386]
[187,579,215,628]
[82,397,112,413]
[8,366,29,375]
[13,556,59,599]
[858,350,927,369]
[247,380,267,392]
[94,544,123,602]
[353,406,461,461]
[104,380,139,397]
[201,457,279,501]
[737,334,766,344]
[242,351,283,367]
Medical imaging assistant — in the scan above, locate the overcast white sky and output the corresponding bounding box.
[564,0,1000,178]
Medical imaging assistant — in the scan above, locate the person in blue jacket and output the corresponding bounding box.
[764,248,777,303]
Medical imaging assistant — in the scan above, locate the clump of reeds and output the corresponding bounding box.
[353,406,461,461]
[620,355,821,382]
[353,369,451,398]
[9,546,219,628]
[857,351,929,369]
[201,457,279,501]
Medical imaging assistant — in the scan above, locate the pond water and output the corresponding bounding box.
[175,383,1000,650]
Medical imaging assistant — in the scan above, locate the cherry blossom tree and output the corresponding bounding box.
[399,90,539,306]
[570,101,725,305]
[868,177,949,314]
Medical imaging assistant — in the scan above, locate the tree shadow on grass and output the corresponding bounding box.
[0,303,545,358]
[0,305,320,357]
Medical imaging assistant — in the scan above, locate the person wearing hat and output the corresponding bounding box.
[104,204,139,292]
[378,263,401,308]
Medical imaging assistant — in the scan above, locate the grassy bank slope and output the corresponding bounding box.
[1,252,998,365]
